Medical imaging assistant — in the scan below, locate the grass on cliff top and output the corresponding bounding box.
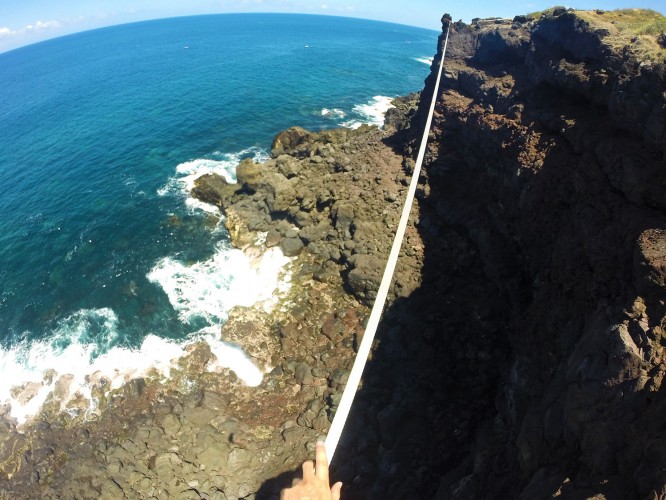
[577,9,666,36]
[528,8,666,61]
[577,9,666,60]
[525,6,567,20]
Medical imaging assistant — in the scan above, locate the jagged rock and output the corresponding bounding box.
[298,223,328,245]
[235,158,262,188]
[347,253,384,299]
[192,173,236,207]
[658,33,666,48]
[276,154,303,178]
[271,126,312,157]
[294,362,314,386]
[332,202,354,236]
[235,159,296,213]
[635,229,666,296]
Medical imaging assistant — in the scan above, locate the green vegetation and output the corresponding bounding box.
[577,9,666,60]
[577,9,666,36]
[525,6,568,21]
[524,7,666,61]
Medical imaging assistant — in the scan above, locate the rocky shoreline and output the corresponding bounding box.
[0,93,422,498]
[2,8,666,500]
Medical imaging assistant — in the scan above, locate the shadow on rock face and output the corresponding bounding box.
[259,12,666,500]
[255,466,302,499]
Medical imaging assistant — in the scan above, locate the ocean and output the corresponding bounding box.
[0,13,436,423]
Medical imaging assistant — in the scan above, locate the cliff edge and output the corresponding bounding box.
[334,8,666,499]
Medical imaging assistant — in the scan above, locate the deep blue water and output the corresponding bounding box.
[0,14,435,368]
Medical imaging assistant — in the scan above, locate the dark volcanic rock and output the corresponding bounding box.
[271,126,312,157]
[193,121,412,306]
[280,236,304,257]
[334,10,666,500]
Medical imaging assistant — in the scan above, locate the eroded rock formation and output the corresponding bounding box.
[334,10,666,499]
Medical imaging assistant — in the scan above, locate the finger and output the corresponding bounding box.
[291,477,301,487]
[331,481,343,500]
[301,460,315,479]
[314,441,329,482]
[282,486,298,500]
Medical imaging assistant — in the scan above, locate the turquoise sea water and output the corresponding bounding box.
[0,13,436,419]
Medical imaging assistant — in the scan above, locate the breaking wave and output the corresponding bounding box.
[341,95,395,129]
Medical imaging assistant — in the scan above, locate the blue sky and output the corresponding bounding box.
[1,0,665,53]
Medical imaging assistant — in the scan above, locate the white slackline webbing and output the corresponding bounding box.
[324,24,451,462]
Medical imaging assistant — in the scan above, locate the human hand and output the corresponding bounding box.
[280,441,342,500]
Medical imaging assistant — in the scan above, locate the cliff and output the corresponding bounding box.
[1,8,665,500]
[333,8,666,499]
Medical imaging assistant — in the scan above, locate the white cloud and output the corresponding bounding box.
[321,3,328,8]
[0,20,61,38]
[34,20,61,31]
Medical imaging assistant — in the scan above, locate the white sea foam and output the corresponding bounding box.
[0,304,271,425]
[185,197,220,214]
[414,56,434,65]
[147,240,292,324]
[341,95,395,129]
[0,227,292,425]
[321,108,346,119]
[157,147,269,213]
[200,326,263,386]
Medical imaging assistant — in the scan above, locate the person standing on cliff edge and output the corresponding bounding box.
[281,442,342,500]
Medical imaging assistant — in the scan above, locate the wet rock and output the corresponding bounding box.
[182,342,213,372]
[11,382,41,406]
[53,374,74,402]
[192,174,237,208]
